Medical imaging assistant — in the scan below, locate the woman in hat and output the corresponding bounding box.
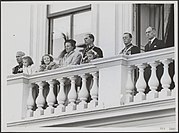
[58,39,82,67]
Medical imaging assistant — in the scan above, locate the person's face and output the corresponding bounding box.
[65,42,74,53]
[43,56,51,65]
[87,53,94,60]
[23,59,29,67]
[16,56,23,64]
[146,27,155,40]
[84,35,93,45]
[123,34,132,45]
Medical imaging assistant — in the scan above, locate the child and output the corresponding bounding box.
[81,49,96,63]
[39,54,59,72]
[22,56,35,75]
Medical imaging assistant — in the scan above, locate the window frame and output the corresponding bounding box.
[47,4,91,54]
[135,4,165,51]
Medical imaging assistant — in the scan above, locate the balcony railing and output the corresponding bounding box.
[7,47,176,126]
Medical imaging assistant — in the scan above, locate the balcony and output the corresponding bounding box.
[6,47,176,128]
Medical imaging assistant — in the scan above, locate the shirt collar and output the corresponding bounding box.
[150,37,156,44]
[88,43,94,49]
[125,43,133,48]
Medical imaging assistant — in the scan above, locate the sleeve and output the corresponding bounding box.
[47,62,59,70]
[39,64,46,72]
[12,66,16,74]
[131,46,140,54]
[28,65,35,75]
[71,52,82,65]
[158,40,165,49]
[94,47,103,58]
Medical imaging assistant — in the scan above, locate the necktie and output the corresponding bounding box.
[148,40,152,47]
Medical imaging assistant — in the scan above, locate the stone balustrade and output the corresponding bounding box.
[7,47,176,121]
[123,48,175,104]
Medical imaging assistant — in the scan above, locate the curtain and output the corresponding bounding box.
[164,4,174,47]
[149,4,163,40]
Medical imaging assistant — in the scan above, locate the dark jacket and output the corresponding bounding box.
[83,45,103,58]
[120,44,140,55]
[12,64,23,74]
[145,38,165,52]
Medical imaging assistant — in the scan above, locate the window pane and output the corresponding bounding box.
[52,16,70,60]
[73,11,91,45]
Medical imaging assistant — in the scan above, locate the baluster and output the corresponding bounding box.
[124,66,135,104]
[89,72,99,108]
[26,83,35,117]
[55,78,66,114]
[171,74,176,97]
[134,63,147,102]
[66,76,77,111]
[146,61,160,100]
[77,74,89,110]
[45,80,56,115]
[159,59,172,98]
[34,81,46,117]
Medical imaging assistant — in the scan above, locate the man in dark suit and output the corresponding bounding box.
[120,32,140,55]
[12,51,25,74]
[78,33,103,63]
[145,26,165,52]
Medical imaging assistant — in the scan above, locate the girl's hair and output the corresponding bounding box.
[22,56,34,66]
[41,54,54,65]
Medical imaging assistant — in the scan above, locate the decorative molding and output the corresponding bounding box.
[7,73,29,85]
[7,97,175,127]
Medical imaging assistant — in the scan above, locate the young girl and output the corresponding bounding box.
[81,49,96,63]
[39,54,59,72]
[22,56,35,75]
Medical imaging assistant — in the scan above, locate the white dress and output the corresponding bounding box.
[23,65,35,75]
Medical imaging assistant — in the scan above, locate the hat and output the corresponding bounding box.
[16,51,25,57]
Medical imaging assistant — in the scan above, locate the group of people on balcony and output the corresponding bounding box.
[12,26,168,75]
[12,33,103,75]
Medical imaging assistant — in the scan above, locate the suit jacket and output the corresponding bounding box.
[145,38,165,52]
[12,63,23,74]
[120,44,140,55]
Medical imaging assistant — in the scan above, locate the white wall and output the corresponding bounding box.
[1,2,31,129]
[98,2,133,58]
[2,3,31,75]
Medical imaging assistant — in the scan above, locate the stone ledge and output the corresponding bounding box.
[7,97,176,127]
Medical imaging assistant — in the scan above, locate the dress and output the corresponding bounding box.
[23,65,35,75]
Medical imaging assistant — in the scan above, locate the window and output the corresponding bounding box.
[133,4,174,51]
[47,4,91,59]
